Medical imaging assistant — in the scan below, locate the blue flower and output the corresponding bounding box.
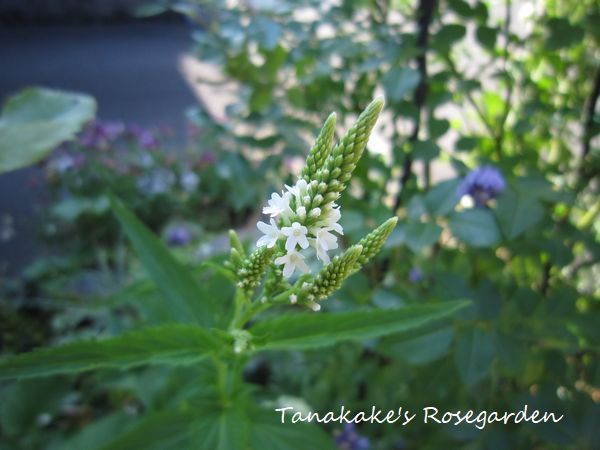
[165,225,193,247]
[457,165,506,206]
[409,267,423,283]
[335,423,370,450]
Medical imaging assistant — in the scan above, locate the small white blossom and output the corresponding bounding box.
[310,302,321,312]
[322,206,343,234]
[274,250,310,278]
[289,294,298,304]
[256,219,281,248]
[311,227,339,264]
[281,222,309,252]
[263,192,292,218]
[309,208,321,218]
[285,179,309,204]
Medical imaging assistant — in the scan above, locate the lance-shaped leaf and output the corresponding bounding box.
[0,325,222,380]
[110,195,224,327]
[101,400,335,450]
[0,87,96,173]
[250,301,469,350]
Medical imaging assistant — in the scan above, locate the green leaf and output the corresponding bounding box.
[495,189,545,239]
[382,328,454,366]
[546,18,584,49]
[0,87,96,173]
[110,195,224,327]
[412,140,440,162]
[455,328,496,386]
[448,208,501,247]
[251,301,469,350]
[250,409,336,450]
[101,409,208,450]
[403,221,442,252]
[383,67,421,102]
[103,404,336,450]
[0,325,221,380]
[424,178,461,216]
[476,26,498,50]
[433,24,467,52]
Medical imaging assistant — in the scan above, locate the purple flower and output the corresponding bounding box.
[457,165,506,206]
[165,225,193,247]
[199,152,216,166]
[409,267,423,283]
[79,120,125,149]
[335,424,370,450]
[128,124,159,150]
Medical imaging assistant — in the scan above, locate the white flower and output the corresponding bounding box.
[322,206,343,234]
[256,219,281,248]
[263,192,292,218]
[274,250,310,278]
[285,179,309,204]
[281,222,309,252]
[311,227,339,264]
[289,294,298,304]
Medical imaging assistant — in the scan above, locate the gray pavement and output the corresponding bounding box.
[0,19,199,277]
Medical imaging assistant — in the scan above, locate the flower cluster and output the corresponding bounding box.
[230,98,397,312]
[457,165,506,206]
[256,179,345,277]
[256,98,385,279]
[335,424,370,450]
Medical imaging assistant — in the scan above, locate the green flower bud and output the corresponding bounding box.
[319,98,384,198]
[238,246,274,290]
[301,245,363,301]
[301,112,337,181]
[229,229,246,258]
[354,217,398,268]
[264,263,290,296]
[230,248,244,269]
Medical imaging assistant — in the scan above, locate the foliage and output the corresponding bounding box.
[0,103,467,449]
[0,87,96,174]
[143,0,598,448]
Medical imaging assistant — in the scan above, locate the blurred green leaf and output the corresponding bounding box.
[0,325,222,380]
[476,26,498,50]
[110,195,225,327]
[382,67,421,102]
[448,208,501,247]
[251,301,469,350]
[424,178,461,216]
[455,328,495,385]
[495,189,545,239]
[0,87,95,173]
[384,328,454,366]
[403,221,442,252]
[546,18,585,49]
[412,140,440,162]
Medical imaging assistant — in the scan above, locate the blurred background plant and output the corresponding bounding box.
[0,0,598,448]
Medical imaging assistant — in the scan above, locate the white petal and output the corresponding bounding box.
[296,258,311,274]
[257,235,269,247]
[285,237,297,252]
[282,262,294,278]
[297,234,310,249]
